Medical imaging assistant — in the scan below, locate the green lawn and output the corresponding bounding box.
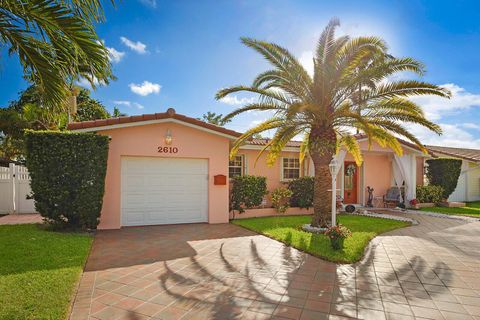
[420,201,480,217]
[0,224,93,320]
[232,215,410,263]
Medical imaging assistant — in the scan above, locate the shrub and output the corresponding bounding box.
[425,158,462,199]
[271,187,293,213]
[416,185,444,203]
[25,130,109,229]
[288,176,314,208]
[230,175,267,216]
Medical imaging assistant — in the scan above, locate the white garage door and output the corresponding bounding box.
[121,157,208,226]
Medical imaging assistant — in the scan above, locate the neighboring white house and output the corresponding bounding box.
[427,145,480,202]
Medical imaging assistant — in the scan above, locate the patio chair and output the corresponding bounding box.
[383,187,401,208]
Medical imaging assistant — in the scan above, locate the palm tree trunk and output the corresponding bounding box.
[309,126,336,228]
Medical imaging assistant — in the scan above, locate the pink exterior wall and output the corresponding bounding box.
[237,144,399,206]
[362,153,392,204]
[236,149,306,205]
[97,122,230,229]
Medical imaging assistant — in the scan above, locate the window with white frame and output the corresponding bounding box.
[282,158,300,180]
[229,155,244,178]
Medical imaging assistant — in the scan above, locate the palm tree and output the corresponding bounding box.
[216,18,450,227]
[0,0,114,109]
[112,107,127,118]
[200,111,231,126]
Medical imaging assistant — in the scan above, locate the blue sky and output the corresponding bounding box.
[2,0,480,147]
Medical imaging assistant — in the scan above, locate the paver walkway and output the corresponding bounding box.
[0,213,42,225]
[70,213,480,320]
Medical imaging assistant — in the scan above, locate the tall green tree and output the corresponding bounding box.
[0,0,114,109]
[75,88,111,121]
[0,85,111,159]
[200,111,231,126]
[217,18,450,227]
[112,107,127,118]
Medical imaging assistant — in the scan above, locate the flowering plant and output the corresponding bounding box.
[325,224,351,250]
[409,199,418,206]
[324,224,352,240]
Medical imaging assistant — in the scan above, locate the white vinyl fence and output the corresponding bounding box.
[0,164,37,214]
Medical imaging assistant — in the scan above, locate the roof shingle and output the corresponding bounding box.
[67,108,242,138]
[426,145,480,163]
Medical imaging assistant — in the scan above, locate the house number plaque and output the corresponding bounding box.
[157,146,179,153]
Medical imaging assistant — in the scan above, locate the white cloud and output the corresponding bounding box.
[219,95,255,105]
[410,83,480,120]
[76,77,105,89]
[113,100,144,110]
[462,123,480,130]
[410,123,480,149]
[129,81,161,96]
[107,46,125,63]
[299,51,314,76]
[138,0,156,8]
[97,39,125,63]
[120,37,148,54]
[394,83,480,148]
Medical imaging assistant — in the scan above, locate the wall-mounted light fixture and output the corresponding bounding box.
[165,129,173,145]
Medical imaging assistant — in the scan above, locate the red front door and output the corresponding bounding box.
[344,161,358,204]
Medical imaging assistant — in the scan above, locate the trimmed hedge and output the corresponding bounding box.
[25,130,109,229]
[426,158,462,199]
[416,185,444,203]
[230,175,267,215]
[288,177,314,208]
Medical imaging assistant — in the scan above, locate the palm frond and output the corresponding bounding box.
[240,37,312,99]
[216,85,292,105]
[222,102,287,122]
[229,118,285,159]
[0,0,113,107]
[265,125,302,166]
[315,17,340,64]
[338,135,363,165]
[299,134,309,163]
[367,80,451,100]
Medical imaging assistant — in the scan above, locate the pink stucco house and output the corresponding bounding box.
[69,108,426,230]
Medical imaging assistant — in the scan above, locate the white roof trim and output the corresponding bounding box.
[240,139,427,156]
[71,118,238,139]
[239,145,300,152]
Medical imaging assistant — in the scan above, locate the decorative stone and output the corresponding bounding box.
[404,209,480,222]
[302,224,328,233]
[346,211,419,225]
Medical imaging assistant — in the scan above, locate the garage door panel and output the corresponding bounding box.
[122,194,144,206]
[123,210,145,224]
[121,157,208,226]
[123,176,146,188]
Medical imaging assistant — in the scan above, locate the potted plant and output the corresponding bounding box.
[324,224,352,250]
[409,198,419,209]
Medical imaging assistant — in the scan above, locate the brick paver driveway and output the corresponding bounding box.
[70,214,480,320]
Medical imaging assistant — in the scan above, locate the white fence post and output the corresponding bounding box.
[0,164,37,214]
[10,163,16,214]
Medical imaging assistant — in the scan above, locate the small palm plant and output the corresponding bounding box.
[216,18,450,228]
